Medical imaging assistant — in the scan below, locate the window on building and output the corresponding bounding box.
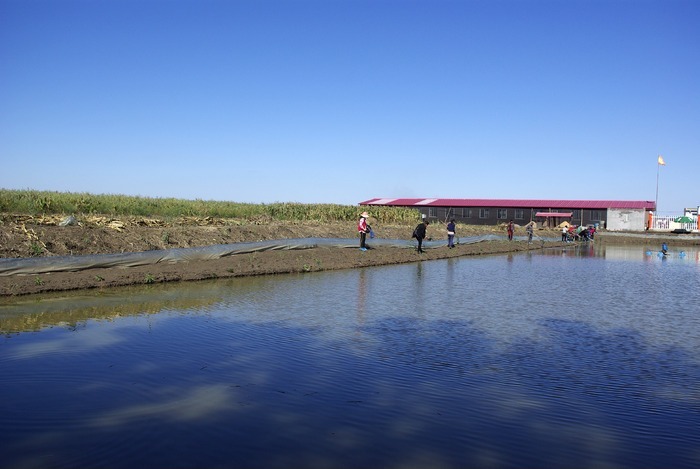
[479,208,490,219]
[497,209,508,219]
[429,207,436,218]
[463,208,472,218]
[514,209,524,220]
[590,210,601,221]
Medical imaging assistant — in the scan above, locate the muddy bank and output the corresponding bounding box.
[1,239,565,297]
[2,214,696,296]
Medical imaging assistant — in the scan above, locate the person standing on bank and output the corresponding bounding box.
[507,220,514,241]
[446,219,456,248]
[358,211,371,251]
[413,220,429,253]
[526,223,534,243]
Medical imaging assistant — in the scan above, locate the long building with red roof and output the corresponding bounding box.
[359,198,656,230]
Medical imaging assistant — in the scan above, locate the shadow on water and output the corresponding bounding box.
[1,245,699,469]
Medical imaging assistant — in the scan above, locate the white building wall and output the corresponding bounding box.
[606,208,646,231]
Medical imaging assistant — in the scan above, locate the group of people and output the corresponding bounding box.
[360,213,605,252]
[410,218,458,253]
[358,213,603,251]
[508,220,535,243]
[560,224,596,242]
[358,213,608,253]
[358,212,456,253]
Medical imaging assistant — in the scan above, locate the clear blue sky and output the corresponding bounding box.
[1,0,698,214]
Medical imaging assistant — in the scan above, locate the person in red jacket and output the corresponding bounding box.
[507,220,514,241]
[358,211,371,251]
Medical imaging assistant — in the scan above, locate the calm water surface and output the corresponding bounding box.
[1,244,699,469]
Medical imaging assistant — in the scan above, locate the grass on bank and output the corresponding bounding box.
[0,189,420,224]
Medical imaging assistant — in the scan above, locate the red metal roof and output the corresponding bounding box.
[535,212,573,217]
[359,198,655,210]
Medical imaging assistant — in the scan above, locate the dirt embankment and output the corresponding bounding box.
[1,214,695,297]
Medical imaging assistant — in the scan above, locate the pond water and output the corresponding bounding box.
[1,244,699,469]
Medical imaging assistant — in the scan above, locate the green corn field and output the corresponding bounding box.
[0,189,420,224]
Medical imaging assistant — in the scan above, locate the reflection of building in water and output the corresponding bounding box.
[539,244,700,263]
[593,245,700,263]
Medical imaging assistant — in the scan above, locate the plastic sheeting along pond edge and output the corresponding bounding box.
[0,235,508,276]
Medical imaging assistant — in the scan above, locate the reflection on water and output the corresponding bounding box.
[1,244,699,468]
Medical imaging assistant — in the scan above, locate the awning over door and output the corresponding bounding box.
[535,212,573,217]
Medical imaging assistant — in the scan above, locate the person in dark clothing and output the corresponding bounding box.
[446,219,456,248]
[412,220,429,253]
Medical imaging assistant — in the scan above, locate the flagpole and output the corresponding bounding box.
[655,161,660,214]
[655,155,666,215]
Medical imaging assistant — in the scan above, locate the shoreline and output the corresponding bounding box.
[0,239,563,297]
[1,217,698,297]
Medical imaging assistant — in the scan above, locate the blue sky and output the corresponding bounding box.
[1,0,698,214]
